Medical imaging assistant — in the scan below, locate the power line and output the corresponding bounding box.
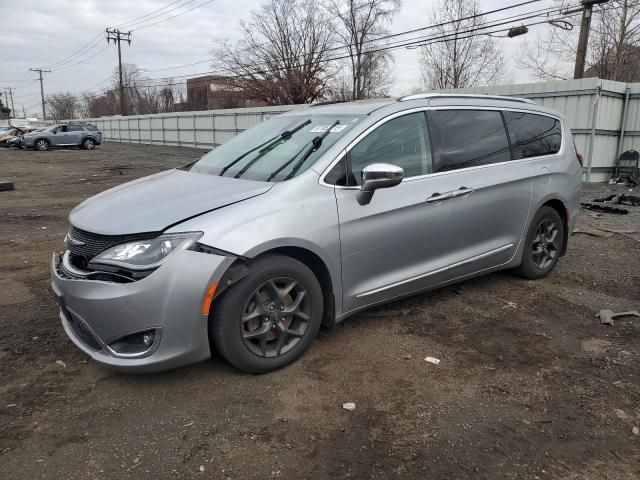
[140,0,554,77]
[131,0,217,31]
[135,1,582,86]
[28,1,205,75]
[39,33,104,70]
[50,45,110,72]
[139,0,416,74]
[109,0,191,29]
[83,4,583,101]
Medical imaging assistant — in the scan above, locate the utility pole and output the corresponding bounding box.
[106,28,132,116]
[571,0,609,79]
[8,87,15,116]
[22,105,26,119]
[29,68,51,119]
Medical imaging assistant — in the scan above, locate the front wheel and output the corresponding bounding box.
[514,206,565,279]
[82,138,96,150]
[211,255,323,373]
[35,139,50,151]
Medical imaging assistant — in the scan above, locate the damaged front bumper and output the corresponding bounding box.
[51,248,235,373]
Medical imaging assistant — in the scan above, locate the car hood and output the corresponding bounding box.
[70,168,273,235]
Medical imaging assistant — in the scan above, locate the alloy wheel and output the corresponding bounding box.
[240,277,310,358]
[36,140,48,151]
[84,139,95,150]
[532,220,559,270]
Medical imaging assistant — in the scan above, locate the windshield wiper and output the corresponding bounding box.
[267,120,340,182]
[233,119,311,179]
[217,119,311,177]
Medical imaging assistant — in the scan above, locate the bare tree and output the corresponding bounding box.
[80,65,186,117]
[519,0,640,81]
[327,0,399,100]
[419,0,505,89]
[46,93,79,120]
[518,22,575,81]
[588,0,640,81]
[212,0,335,105]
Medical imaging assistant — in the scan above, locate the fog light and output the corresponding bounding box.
[142,333,154,346]
[108,329,158,357]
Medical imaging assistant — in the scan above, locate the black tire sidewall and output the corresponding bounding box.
[517,206,564,279]
[212,255,323,373]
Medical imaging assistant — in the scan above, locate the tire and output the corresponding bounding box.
[34,139,50,151]
[82,138,96,150]
[514,206,565,279]
[211,254,323,373]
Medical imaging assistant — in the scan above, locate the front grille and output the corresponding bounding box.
[68,312,102,351]
[66,226,158,260]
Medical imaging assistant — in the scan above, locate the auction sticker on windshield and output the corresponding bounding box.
[310,124,349,133]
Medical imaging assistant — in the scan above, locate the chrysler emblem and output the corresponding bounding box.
[64,232,86,247]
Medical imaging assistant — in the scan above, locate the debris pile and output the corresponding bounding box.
[581,192,639,215]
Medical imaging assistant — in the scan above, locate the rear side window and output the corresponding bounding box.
[503,111,561,159]
[67,125,84,132]
[428,110,510,173]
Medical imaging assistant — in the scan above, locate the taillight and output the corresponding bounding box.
[577,153,584,166]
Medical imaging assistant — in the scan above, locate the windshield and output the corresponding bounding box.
[188,114,363,182]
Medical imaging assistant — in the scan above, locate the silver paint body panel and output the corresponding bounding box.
[51,96,582,371]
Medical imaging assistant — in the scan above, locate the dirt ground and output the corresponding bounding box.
[0,142,639,480]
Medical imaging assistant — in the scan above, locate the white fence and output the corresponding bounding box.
[0,119,52,128]
[82,105,302,150]
[79,78,640,182]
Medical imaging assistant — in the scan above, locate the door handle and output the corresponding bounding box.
[450,187,474,198]
[425,192,452,203]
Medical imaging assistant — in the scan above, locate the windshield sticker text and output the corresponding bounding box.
[310,125,348,133]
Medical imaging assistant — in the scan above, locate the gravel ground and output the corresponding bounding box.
[0,143,639,479]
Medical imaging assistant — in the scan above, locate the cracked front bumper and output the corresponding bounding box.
[50,249,234,373]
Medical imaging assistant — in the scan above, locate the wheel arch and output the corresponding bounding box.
[211,244,338,328]
[540,198,569,256]
[265,246,335,327]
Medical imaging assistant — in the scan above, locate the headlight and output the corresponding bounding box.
[90,232,202,270]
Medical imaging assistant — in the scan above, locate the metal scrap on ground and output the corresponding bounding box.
[596,309,640,326]
[581,203,629,215]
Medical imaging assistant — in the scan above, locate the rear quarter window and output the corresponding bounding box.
[502,111,561,159]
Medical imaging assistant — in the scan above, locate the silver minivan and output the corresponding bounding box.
[51,94,582,373]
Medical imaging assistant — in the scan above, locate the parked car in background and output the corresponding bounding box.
[22,124,102,151]
[51,94,582,374]
[0,126,40,147]
[5,128,44,148]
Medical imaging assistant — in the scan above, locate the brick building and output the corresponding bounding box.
[185,75,268,110]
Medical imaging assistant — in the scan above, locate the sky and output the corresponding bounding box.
[0,0,562,118]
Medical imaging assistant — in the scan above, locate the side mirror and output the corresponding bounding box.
[52,130,58,134]
[356,163,404,205]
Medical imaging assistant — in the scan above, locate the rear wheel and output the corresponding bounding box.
[82,138,96,150]
[514,206,564,279]
[211,255,323,373]
[35,139,50,151]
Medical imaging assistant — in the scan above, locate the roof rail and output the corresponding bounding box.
[397,93,535,104]
[309,99,347,107]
